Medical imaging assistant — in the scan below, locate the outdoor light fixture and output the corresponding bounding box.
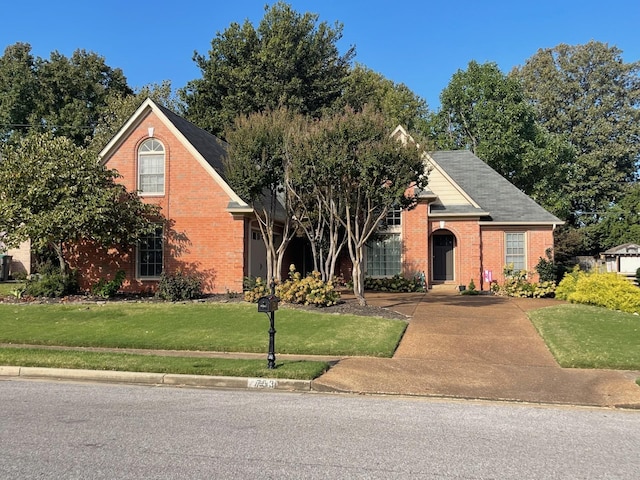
[257,279,279,369]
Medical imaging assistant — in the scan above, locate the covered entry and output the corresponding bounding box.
[432,232,455,282]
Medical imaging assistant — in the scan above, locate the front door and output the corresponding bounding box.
[433,234,454,281]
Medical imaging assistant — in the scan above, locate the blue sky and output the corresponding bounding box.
[2,0,639,110]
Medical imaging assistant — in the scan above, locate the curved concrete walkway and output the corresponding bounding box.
[313,288,640,408]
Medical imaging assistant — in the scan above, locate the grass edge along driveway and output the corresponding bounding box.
[528,303,640,371]
[0,302,407,379]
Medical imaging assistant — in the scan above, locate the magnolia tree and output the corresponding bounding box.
[0,132,160,276]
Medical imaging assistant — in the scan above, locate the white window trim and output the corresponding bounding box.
[136,226,164,280]
[505,231,527,272]
[137,138,165,196]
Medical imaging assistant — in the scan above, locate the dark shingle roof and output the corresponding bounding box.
[156,104,228,179]
[429,150,562,224]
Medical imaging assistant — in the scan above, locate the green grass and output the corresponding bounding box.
[529,304,640,370]
[0,302,406,357]
[0,282,25,297]
[0,347,328,379]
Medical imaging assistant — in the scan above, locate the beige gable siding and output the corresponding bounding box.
[426,163,474,207]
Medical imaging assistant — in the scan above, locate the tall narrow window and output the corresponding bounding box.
[505,232,526,272]
[138,226,163,278]
[138,139,165,194]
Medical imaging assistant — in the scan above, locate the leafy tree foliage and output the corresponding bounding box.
[223,108,301,282]
[180,1,354,136]
[429,61,574,217]
[0,43,132,146]
[590,183,640,251]
[512,41,640,228]
[0,43,38,142]
[301,107,426,305]
[0,133,160,275]
[337,64,431,134]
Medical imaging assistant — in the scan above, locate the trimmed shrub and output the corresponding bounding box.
[364,274,425,293]
[559,270,640,313]
[555,266,585,300]
[156,271,203,301]
[461,278,480,295]
[536,249,558,283]
[91,270,126,298]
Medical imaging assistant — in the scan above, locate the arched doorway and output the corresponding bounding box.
[432,232,456,282]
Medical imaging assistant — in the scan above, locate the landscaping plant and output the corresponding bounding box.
[555,268,640,313]
[91,270,126,298]
[156,271,203,301]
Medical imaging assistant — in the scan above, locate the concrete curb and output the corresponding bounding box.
[0,366,312,392]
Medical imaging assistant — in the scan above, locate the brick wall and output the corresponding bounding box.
[72,110,246,294]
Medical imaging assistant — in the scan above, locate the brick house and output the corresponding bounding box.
[72,99,562,293]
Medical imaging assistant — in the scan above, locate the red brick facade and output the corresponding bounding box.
[72,108,248,294]
[401,200,555,291]
[71,101,557,294]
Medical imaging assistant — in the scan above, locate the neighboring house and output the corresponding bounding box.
[71,99,562,293]
[601,244,640,275]
[0,239,31,279]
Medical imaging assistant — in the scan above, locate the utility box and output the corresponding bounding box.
[257,294,279,313]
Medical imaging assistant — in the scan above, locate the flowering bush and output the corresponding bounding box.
[277,265,340,307]
[243,276,271,303]
[244,266,341,307]
[491,264,556,298]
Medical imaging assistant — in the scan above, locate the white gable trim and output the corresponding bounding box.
[99,98,249,208]
[424,153,481,209]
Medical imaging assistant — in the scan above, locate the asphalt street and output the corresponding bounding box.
[1,379,639,479]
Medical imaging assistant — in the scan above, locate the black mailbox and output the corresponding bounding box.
[257,294,279,313]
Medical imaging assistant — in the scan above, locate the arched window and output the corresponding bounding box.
[138,139,165,194]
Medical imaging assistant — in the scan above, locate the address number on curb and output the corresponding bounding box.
[247,378,278,389]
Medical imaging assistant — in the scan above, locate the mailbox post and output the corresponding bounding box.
[257,280,279,369]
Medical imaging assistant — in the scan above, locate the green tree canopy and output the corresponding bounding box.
[180,1,355,136]
[0,43,132,147]
[590,183,640,251]
[429,60,574,216]
[223,108,301,282]
[512,41,640,228]
[0,43,38,142]
[0,133,160,275]
[337,64,431,134]
[305,107,426,305]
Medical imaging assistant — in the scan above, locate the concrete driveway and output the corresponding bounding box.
[313,288,640,408]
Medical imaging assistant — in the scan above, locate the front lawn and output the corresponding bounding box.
[0,302,406,357]
[0,347,328,379]
[528,304,640,370]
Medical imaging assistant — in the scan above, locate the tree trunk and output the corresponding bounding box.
[351,257,366,306]
[51,241,68,277]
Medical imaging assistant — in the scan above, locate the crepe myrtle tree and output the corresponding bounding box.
[223,108,302,283]
[0,132,160,277]
[310,107,427,306]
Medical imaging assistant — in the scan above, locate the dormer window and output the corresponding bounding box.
[138,138,165,195]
